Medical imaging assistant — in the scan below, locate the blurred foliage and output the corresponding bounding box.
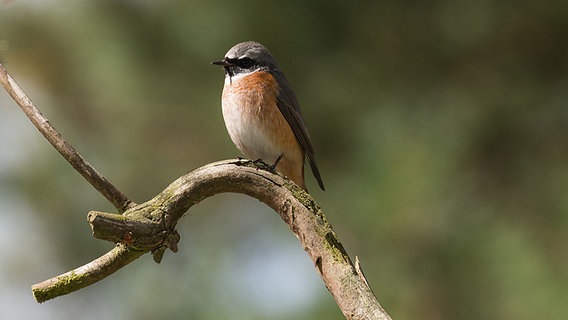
[1,0,567,319]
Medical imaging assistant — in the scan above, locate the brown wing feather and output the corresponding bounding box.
[272,70,325,191]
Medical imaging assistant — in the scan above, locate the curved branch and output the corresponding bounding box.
[32,160,391,320]
[2,62,391,319]
[0,63,133,213]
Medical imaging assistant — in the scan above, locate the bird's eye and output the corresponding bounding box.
[237,57,254,69]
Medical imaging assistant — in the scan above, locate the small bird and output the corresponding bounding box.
[212,41,324,191]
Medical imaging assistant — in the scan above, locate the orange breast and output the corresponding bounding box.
[221,71,306,189]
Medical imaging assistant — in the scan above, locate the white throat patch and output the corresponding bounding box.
[224,69,258,85]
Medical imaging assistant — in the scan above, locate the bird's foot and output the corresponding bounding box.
[249,155,282,173]
[252,158,267,167]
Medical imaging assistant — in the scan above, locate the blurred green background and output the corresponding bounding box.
[1,1,567,319]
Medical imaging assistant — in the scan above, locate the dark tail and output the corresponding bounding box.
[307,156,325,191]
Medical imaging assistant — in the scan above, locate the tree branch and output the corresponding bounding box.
[1,63,391,319]
[0,63,133,213]
[33,160,392,319]
[31,245,145,303]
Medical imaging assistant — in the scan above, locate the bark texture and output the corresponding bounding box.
[2,62,391,319]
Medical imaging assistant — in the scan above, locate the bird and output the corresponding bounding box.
[212,41,325,191]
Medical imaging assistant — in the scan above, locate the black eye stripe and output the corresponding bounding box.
[222,57,262,74]
[236,57,254,68]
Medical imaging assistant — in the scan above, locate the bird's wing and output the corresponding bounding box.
[273,70,325,191]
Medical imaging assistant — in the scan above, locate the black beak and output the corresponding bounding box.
[211,60,230,66]
[212,59,234,79]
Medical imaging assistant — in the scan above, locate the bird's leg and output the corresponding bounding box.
[269,154,284,172]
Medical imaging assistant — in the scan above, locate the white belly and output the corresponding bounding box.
[222,93,282,164]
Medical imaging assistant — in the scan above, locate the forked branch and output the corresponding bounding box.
[1,62,391,320]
